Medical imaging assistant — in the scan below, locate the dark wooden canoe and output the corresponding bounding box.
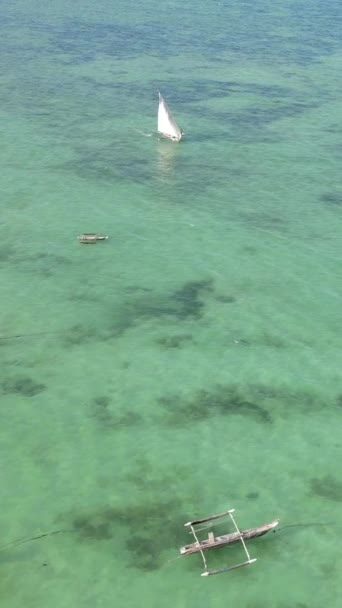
[180,519,279,556]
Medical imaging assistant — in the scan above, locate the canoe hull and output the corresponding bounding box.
[180,519,279,556]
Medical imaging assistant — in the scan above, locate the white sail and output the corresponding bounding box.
[157,91,183,142]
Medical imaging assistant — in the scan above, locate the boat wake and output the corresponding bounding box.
[131,128,153,138]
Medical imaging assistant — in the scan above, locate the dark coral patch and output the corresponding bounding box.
[90,396,142,430]
[63,324,98,346]
[336,394,342,408]
[259,332,286,349]
[11,251,72,278]
[93,396,111,409]
[1,376,46,397]
[156,334,193,349]
[66,497,186,571]
[159,385,272,426]
[320,192,342,206]
[215,294,236,303]
[310,476,342,502]
[91,395,113,427]
[73,516,112,540]
[246,491,259,500]
[111,278,214,336]
[171,279,214,320]
[0,245,16,263]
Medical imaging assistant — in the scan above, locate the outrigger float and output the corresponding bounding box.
[180,508,279,576]
[77,233,109,244]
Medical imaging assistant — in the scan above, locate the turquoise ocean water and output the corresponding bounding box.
[1,0,342,606]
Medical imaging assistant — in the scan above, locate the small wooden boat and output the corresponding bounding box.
[180,508,279,576]
[77,233,109,244]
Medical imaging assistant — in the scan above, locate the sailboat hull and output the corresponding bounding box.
[158,132,183,142]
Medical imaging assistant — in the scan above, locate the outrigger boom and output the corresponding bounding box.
[180,508,279,576]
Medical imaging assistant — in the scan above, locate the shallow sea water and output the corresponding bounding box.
[0,1,342,606]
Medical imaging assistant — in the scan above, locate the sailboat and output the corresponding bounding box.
[157,91,183,142]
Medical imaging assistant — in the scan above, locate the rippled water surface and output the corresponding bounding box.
[1,1,342,606]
